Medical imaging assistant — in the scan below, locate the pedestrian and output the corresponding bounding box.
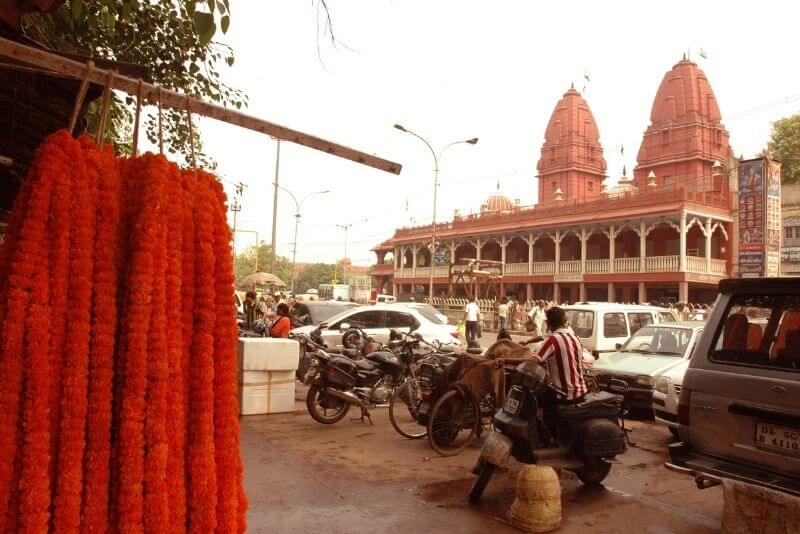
[497,297,508,331]
[464,297,480,344]
[243,291,259,329]
[527,299,546,337]
[270,302,292,338]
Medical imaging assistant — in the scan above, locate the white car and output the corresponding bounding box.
[291,304,460,348]
[653,359,689,437]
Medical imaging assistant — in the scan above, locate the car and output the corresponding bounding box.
[563,303,678,358]
[289,300,358,327]
[586,322,704,410]
[375,294,397,304]
[388,301,448,324]
[653,359,690,437]
[667,278,800,497]
[291,303,460,348]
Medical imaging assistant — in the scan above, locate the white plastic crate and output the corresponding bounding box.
[237,369,296,415]
[237,338,299,371]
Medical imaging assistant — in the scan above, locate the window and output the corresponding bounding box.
[588,181,594,191]
[786,227,793,239]
[659,311,677,323]
[552,181,558,191]
[621,326,692,356]
[385,312,420,330]
[603,312,628,338]
[564,310,594,338]
[337,310,383,330]
[710,295,800,372]
[628,312,654,334]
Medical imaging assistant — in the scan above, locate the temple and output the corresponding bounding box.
[372,59,734,304]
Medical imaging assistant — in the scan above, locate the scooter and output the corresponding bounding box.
[469,361,628,502]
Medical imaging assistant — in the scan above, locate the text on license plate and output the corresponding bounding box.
[504,397,520,414]
[755,421,800,455]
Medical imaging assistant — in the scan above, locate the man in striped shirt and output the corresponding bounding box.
[534,306,589,402]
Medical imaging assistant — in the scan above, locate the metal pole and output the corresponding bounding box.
[291,212,300,292]
[430,159,439,300]
[270,139,281,271]
[336,223,352,283]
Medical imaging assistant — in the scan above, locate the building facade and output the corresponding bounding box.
[781,184,800,276]
[373,59,734,304]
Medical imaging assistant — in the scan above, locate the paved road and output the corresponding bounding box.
[241,367,723,532]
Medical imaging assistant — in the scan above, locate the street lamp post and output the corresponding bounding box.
[336,223,352,283]
[278,186,331,292]
[393,124,478,299]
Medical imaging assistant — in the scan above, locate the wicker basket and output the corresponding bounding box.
[507,465,561,532]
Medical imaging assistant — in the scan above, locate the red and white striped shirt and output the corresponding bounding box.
[536,328,588,401]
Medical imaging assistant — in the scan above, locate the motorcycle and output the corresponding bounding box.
[303,328,428,425]
[468,361,629,502]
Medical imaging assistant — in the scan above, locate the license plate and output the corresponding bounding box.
[504,397,520,415]
[754,421,800,455]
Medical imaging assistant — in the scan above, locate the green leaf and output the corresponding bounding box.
[192,11,216,44]
[207,0,215,13]
[189,62,200,74]
[220,14,229,33]
[70,0,84,20]
[225,55,234,66]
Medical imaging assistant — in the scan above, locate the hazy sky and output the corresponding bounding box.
[198,0,800,267]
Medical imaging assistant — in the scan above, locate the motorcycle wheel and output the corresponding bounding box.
[306,384,350,424]
[427,388,480,457]
[389,379,427,439]
[468,461,496,503]
[341,329,364,350]
[574,457,612,486]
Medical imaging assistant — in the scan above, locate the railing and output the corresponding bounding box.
[585,258,609,274]
[505,262,529,275]
[686,256,706,273]
[646,255,679,272]
[614,257,640,272]
[532,262,555,275]
[559,260,581,275]
[433,266,449,276]
[415,266,430,277]
[710,258,727,275]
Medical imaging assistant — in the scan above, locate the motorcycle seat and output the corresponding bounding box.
[558,391,621,420]
[354,359,378,371]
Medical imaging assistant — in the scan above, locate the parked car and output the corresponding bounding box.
[563,303,678,358]
[289,300,358,327]
[667,278,800,497]
[586,322,704,410]
[388,301,448,324]
[291,304,460,348]
[653,359,690,437]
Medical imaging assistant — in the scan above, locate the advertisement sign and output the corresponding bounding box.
[738,160,765,276]
[765,160,782,277]
[782,246,800,262]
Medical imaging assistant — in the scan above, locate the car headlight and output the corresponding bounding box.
[635,375,655,387]
[655,376,670,394]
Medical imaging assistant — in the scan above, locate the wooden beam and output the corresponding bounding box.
[0,36,402,175]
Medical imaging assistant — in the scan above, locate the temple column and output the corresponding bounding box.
[580,227,587,275]
[639,220,647,273]
[579,283,586,303]
[608,282,615,303]
[554,282,560,303]
[609,223,616,273]
[528,233,534,275]
[705,217,713,273]
[679,281,689,303]
[555,229,561,274]
[679,211,687,272]
[411,245,418,278]
[476,238,482,261]
[638,282,646,303]
[527,283,533,302]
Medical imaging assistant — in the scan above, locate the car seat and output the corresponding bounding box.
[722,313,748,350]
[771,310,800,359]
[657,333,679,354]
[776,330,800,369]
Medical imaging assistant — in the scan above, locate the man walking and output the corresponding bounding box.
[497,297,508,331]
[464,297,480,344]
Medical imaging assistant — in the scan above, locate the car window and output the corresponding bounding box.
[564,310,594,338]
[385,311,420,330]
[337,310,384,329]
[307,303,356,324]
[413,305,444,325]
[710,295,800,372]
[621,326,691,356]
[603,312,628,338]
[659,311,676,323]
[628,312,654,334]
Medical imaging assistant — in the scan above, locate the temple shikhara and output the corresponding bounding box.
[372,58,735,304]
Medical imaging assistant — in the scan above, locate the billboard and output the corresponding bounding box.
[738,160,765,277]
[765,160,782,277]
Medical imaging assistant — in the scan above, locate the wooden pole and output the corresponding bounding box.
[0,36,402,175]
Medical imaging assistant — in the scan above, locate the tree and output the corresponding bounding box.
[294,263,335,293]
[233,243,291,285]
[765,114,800,184]
[22,0,245,165]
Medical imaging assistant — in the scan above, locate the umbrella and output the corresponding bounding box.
[235,271,287,290]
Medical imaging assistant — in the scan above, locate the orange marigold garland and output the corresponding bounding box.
[186,173,219,532]
[0,135,59,531]
[80,138,123,531]
[205,172,247,531]
[53,134,96,532]
[142,155,170,532]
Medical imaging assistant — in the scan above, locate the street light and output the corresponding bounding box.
[278,186,331,292]
[393,124,478,299]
